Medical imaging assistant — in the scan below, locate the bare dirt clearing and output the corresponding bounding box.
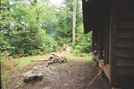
[4,58,111,89]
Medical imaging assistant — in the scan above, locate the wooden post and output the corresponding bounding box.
[105,26,109,64]
[98,18,104,59]
[109,4,117,85]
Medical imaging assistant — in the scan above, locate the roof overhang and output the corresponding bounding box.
[82,0,111,33]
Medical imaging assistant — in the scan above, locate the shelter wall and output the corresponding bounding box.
[109,0,134,85]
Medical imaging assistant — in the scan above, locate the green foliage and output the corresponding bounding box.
[45,6,72,47]
[0,1,58,56]
[74,24,92,55]
[0,0,92,57]
[45,0,84,48]
[7,27,57,56]
[0,34,10,53]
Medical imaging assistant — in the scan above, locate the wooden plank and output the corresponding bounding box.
[98,19,105,59]
[113,19,134,29]
[117,48,134,57]
[109,0,117,85]
[117,57,134,66]
[117,28,134,38]
[116,67,134,76]
[98,61,110,79]
[102,65,110,80]
[105,25,110,64]
[109,7,118,85]
[113,9,134,18]
[117,76,134,85]
[94,57,110,80]
[112,0,134,10]
[117,38,134,48]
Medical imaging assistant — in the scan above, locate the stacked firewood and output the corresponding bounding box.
[47,53,67,66]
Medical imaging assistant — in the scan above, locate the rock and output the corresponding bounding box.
[23,70,43,82]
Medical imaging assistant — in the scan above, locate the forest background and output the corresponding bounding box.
[1,0,93,88]
[0,0,92,58]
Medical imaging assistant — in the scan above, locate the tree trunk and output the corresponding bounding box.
[72,0,77,45]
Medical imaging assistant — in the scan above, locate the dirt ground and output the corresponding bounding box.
[4,59,112,89]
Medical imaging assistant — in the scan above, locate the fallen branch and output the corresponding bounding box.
[31,59,48,62]
[86,69,102,89]
[86,64,103,89]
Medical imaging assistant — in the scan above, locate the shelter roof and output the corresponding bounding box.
[82,0,111,33]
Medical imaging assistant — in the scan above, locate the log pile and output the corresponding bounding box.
[47,53,67,66]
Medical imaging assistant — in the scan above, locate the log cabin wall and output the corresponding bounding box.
[109,0,134,86]
[82,0,134,86]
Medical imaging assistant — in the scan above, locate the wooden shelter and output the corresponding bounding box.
[82,0,134,87]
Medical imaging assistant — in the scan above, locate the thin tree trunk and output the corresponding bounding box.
[72,0,77,45]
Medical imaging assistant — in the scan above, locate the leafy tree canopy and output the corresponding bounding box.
[0,0,92,57]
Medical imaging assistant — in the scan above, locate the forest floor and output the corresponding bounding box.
[1,53,112,89]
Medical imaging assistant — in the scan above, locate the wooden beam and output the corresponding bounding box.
[117,48,134,57]
[116,67,134,76]
[98,60,110,79]
[117,57,134,66]
[117,38,134,48]
[93,54,110,80]
[98,19,104,59]
[109,3,118,85]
